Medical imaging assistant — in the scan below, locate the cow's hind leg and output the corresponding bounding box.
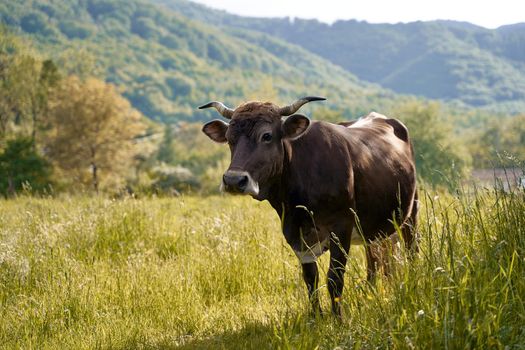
[366,235,400,279]
[402,190,419,259]
[365,243,380,282]
[327,232,350,317]
[301,262,322,315]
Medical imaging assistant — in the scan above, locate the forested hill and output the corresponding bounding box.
[0,0,406,123]
[158,0,525,113]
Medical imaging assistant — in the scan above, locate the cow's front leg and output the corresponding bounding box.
[327,234,350,317]
[301,262,321,315]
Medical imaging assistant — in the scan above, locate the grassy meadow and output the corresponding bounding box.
[0,187,524,349]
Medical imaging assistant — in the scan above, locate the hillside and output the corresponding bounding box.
[159,0,525,113]
[0,0,404,123]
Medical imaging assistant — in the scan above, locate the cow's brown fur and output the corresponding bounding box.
[234,101,280,117]
[202,101,418,317]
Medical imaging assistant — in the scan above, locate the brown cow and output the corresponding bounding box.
[200,97,418,316]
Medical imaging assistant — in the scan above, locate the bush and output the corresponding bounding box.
[0,138,52,196]
[149,163,199,195]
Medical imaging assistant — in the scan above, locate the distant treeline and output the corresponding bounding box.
[0,25,523,196]
[160,0,525,113]
[0,0,404,124]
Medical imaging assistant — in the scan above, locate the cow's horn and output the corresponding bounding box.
[279,96,326,116]
[198,101,234,119]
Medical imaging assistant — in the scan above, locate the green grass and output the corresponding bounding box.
[0,188,524,349]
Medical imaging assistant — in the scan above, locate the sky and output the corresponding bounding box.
[191,0,524,29]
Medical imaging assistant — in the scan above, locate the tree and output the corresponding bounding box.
[469,114,525,168]
[31,59,60,145]
[0,28,59,143]
[503,115,525,160]
[246,77,279,103]
[156,124,176,164]
[310,107,345,123]
[0,137,51,196]
[393,101,471,187]
[0,28,31,136]
[14,57,61,147]
[56,48,102,80]
[46,76,145,192]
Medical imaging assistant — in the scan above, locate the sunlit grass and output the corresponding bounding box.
[0,188,524,349]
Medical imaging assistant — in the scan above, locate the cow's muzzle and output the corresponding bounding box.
[222,170,259,196]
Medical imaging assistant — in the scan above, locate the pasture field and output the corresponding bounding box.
[0,188,524,349]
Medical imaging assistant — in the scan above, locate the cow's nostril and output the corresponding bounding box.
[223,172,250,193]
[238,176,248,190]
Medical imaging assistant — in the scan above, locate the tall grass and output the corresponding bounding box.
[0,187,523,349]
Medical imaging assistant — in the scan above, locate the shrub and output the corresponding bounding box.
[0,138,52,196]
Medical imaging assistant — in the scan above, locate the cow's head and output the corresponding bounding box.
[200,97,325,200]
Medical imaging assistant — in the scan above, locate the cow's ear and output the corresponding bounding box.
[282,114,310,140]
[202,120,228,143]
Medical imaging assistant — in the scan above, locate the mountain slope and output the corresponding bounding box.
[0,0,403,123]
[159,0,525,113]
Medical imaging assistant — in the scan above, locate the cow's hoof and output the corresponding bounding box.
[309,306,324,320]
[331,303,343,320]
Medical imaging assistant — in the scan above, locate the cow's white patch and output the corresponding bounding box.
[294,228,366,263]
[245,177,259,197]
[348,111,387,129]
[293,238,329,264]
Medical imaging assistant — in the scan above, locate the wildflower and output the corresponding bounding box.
[405,336,415,349]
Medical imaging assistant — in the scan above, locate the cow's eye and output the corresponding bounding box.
[261,132,272,142]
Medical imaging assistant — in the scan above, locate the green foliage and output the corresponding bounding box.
[86,0,119,19]
[45,76,146,192]
[20,12,48,34]
[156,124,176,164]
[55,48,102,79]
[165,74,194,98]
[0,186,524,347]
[1,3,523,192]
[0,0,402,124]
[58,21,95,39]
[3,0,525,120]
[0,28,32,134]
[149,163,199,194]
[168,123,228,179]
[149,122,227,194]
[469,114,525,168]
[393,101,471,187]
[0,28,60,141]
[163,0,525,114]
[131,16,160,40]
[0,137,51,196]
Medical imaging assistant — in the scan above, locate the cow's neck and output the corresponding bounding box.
[266,140,294,213]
